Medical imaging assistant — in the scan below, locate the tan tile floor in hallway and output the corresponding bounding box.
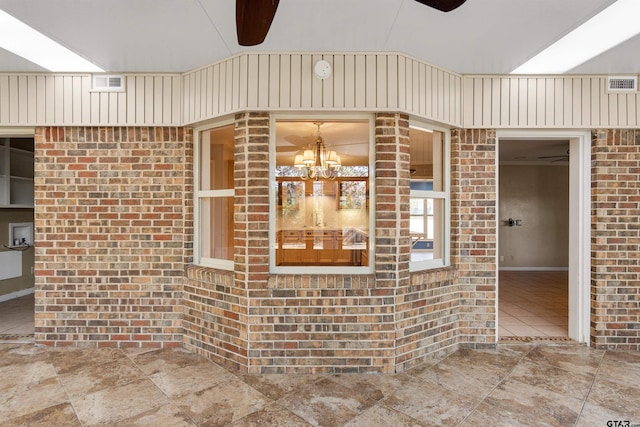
[499,271,569,338]
[0,293,35,338]
[1,342,639,426]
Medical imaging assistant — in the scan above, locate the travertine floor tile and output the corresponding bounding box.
[71,378,170,426]
[277,377,376,426]
[51,347,129,374]
[58,358,147,399]
[507,359,594,401]
[524,344,604,376]
[382,379,479,426]
[4,402,81,427]
[344,404,426,427]
[329,372,414,401]
[116,402,198,427]
[484,378,582,427]
[230,403,312,427]
[575,401,633,427]
[460,402,532,427]
[0,342,637,427]
[585,378,640,420]
[597,350,640,390]
[1,374,68,421]
[173,375,270,426]
[237,374,321,401]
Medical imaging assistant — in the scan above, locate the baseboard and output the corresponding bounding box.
[499,267,569,271]
[0,287,35,303]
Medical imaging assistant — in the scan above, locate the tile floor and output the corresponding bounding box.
[1,342,639,426]
[499,271,568,338]
[0,293,35,338]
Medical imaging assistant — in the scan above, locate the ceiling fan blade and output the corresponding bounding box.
[236,0,280,46]
[414,0,467,12]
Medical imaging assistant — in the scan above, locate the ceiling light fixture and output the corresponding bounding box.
[294,122,341,180]
[0,9,104,72]
[511,0,640,74]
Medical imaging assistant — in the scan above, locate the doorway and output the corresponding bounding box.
[0,133,36,342]
[496,131,590,344]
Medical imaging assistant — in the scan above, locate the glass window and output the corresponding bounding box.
[196,123,235,270]
[272,118,372,271]
[410,126,449,270]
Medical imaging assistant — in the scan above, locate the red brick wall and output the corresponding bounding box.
[183,267,244,367]
[34,127,192,348]
[396,268,459,370]
[591,129,640,350]
[184,112,270,370]
[450,129,497,347]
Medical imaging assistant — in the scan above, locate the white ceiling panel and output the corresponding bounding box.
[385,0,615,74]
[0,46,48,72]
[0,0,232,72]
[0,0,636,75]
[569,33,640,74]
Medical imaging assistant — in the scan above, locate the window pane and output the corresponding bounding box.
[200,125,234,190]
[409,128,444,192]
[410,197,444,263]
[200,197,234,261]
[275,119,370,267]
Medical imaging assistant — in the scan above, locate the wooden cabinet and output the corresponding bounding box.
[0,138,34,208]
[277,228,368,266]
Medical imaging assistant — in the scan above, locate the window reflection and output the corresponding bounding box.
[274,120,370,267]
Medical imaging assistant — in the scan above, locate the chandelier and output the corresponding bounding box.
[294,122,341,180]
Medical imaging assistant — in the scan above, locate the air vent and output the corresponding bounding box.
[92,75,125,92]
[607,76,637,92]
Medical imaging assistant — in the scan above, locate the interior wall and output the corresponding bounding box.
[0,208,35,298]
[499,165,569,269]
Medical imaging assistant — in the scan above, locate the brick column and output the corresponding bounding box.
[591,129,640,350]
[374,113,411,286]
[451,129,497,347]
[34,126,192,348]
[234,112,271,369]
[374,113,413,370]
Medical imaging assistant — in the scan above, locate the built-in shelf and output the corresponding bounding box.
[0,137,34,208]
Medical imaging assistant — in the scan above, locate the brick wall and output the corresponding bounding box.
[257,274,394,374]
[184,112,270,370]
[183,267,244,367]
[396,268,459,370]
[185,112,462,373]
[591,129,640,350]
[34,126,192,348]
[450,129,497,347]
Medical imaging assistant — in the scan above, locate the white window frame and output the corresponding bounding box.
[269,113,375,275]
[194,119,235,271]
[409,123,451,272]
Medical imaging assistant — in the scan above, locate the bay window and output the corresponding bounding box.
[270,116,373,273]
[195,123,235,270]
[409,125,450,270]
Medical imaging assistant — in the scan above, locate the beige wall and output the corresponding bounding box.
[499,165,569,269]
[0,208,34,297]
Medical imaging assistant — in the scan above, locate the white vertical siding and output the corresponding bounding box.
[181,53,463,127]
[0,74,181,126]
[462,75,640,128]
[7,54,639,130]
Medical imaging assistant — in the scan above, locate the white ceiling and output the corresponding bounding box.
[2,0,638,75]
[500,139,570,165]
